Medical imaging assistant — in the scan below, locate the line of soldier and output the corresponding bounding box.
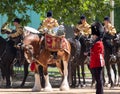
[5,11,116,55]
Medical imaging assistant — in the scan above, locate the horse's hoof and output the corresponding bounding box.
[20,84,24,88]
[70,84,76,88]
[91,83,95,88]
[44,87,53,92]
[110,85,114,89]
[6,86,12,88]
[32,87,41,92]
[77,84,82,88]
[60,85,70,91]
[82,84,86,88]
[107,83,111,88]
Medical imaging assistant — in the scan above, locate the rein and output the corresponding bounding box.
[78,34,82,41]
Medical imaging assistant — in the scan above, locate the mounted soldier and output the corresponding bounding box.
[73,15,92,87]
[103,16,117,56]
[1,18,24,66]
[8,18,23,47]
[75,15,91,38]
[39,11,59,35]
[103,16,117,87]
[38,11,67,59]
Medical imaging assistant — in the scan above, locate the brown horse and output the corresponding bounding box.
[23,33,71,92]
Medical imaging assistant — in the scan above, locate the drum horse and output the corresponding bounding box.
[22,26,71,91]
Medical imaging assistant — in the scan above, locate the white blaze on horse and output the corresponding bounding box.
[23,26,71,92]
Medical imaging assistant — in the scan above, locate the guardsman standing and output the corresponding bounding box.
[76,15,91,37]
[9,18,23,45]
[90,22,105,94]
[103,16,117,55]
[41,11,59,34]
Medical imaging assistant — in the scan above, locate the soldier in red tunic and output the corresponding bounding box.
[90,22,105,94]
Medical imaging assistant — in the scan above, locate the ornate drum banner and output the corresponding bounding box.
[45,34,62,51]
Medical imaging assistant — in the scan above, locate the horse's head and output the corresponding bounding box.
[83,36,93,55]
[114,33,120,45]
[68,38,76,46]
[73,27,81,36]
[1,22,12,34]
[68,38,81,61]
[22,33,42,63]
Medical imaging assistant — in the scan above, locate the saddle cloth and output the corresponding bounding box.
[45,34,69,53]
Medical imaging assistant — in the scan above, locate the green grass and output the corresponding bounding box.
[13,64,92,78]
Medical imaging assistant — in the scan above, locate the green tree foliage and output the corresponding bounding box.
[0,0,37,25]
[33,0,118,25]
[0,0,120,26]
[114,2,120,32]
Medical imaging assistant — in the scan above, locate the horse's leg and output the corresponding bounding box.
[39,65,45,88]
[117,62,120,86]
[32,64,41,92]
[73,64,76,88]
[102,67,106,86]
[44,66,52,92]
[60,61,69,91]
[105,61,114,87]
[20,61,29,87]
[0,67,6,87]
[68,61,72,87]
[5,66,11,88]
[111,64,117,85]
[69,62,74,88]
[81,63,86,87]
[77,65,82,88]
[87,64,95,87]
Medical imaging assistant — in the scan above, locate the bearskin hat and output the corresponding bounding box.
[47,11,53,17]
[91,22,104,38]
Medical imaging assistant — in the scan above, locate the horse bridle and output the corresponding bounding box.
[22,35,46,68]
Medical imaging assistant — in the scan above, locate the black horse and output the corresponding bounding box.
[0,23,32,88]
[72,27,91,87]
[0,36,16,87]
[103,32,117,87]
[112,33,120,86]
[68,38,81,88]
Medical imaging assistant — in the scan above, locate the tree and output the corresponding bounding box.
[115,4,120,32]
[33,0,117,25]
[0,0,37,25]
[0,0,120,26]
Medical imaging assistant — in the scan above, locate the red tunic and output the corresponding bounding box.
[90,40,104,69]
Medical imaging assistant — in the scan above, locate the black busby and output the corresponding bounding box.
[13,18,21,24]
[91,22,104,38]
[80,15,86,20]
[47,11,53,17]
[104,16,110,22]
